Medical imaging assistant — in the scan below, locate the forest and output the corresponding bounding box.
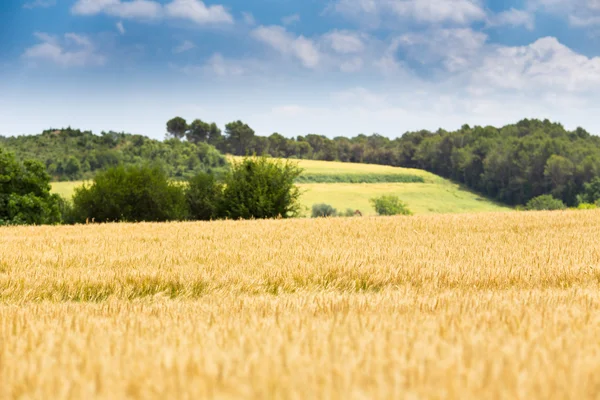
[164,117,600,207]
[0,127,227,181]
[2,118,600,207]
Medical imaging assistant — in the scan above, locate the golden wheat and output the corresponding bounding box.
[2,210,600,399]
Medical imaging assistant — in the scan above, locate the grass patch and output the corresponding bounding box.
[295,173,425,184]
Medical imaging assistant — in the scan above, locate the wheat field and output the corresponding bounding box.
[2,210,600,399]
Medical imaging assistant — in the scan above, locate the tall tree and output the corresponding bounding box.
[166,117,188,139]
[225,120,255,155]
[187,119,211,144]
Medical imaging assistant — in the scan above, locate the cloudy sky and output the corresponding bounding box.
[2,0,600,139]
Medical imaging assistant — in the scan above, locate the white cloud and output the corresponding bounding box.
[398,28,487,72]
[116,21,126,34]
[71,0,233,24]
[531,0,600,26]
[282,14,301,26]
[373,37,407,75]
[165,0,233,24]
[23,0,56,9]
[469,36,600,93]
[203,53,245,76]
[322,30,365,54]
[72,0,162,19]
[22,32,105,68]
[488,8,535,30]
[173,40,195,53]
[169,53,272,77]
[242,12,256,25]
[333,0,486,25]
[251,25,321,68]
[339,57,364,72]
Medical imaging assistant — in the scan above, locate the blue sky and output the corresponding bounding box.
[2,0,600,139]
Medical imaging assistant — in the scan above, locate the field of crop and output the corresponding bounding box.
[51,159,509,215]
[2,210,600,399]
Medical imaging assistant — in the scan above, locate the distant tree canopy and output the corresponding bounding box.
[0,148,62,225]
[4,117,600,209]
[0,128,227,181]
[164,117,600,207]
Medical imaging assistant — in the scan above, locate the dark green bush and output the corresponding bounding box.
[525,195,566,211]
[0,148,62,225]
[578,177,600,205]
[369,195,412,216]
[219,156,302,219]
[71,164,188,223]
[186,172,223,221]
[311,203,338,218]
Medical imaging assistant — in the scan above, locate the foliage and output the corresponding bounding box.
[578,177,600,205]
[186,172,223,221]
[71,164,189,223]
[525,195,566,211]
[576,203,597,210]
[311,203,338,218]
[369,195,412,216]
[0,127,227,181]
[219,156,303,219]
[166,117,188,139]
[0,147,62,225]
[166,117,600,207]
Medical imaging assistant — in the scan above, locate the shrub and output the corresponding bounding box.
[369,195,412,216]
[57,196,76,224]
[342,208,358,217]
[525,195,566,211]
[186,172,223,221]
[0,148,62,225]
[219,156,303,219]
[71,164,188,223]
[312,203,338,218]
[577,203,597,210]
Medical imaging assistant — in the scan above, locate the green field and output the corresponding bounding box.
[51,159,511,216]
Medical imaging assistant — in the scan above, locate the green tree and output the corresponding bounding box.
[311,203,337,218]
[525,195,566,211]
[578,177,600,205]
[64,156,82,179]
[71,164,188,223]
[166,117,188,139]
[219,156,302,219]
[0,148,62,225]
[370,195,412,216]
[187,119,211,144]
[186,172,222,220]
[225,121,255,155]
[544,155,575,203]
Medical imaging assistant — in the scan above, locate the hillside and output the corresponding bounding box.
[289,159,510,215]
[172,117,600,207]
[52,158,510,216]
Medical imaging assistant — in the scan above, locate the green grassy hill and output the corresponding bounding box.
[52,159,511,216]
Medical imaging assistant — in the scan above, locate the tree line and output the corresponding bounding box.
[167,117,600,207]
[0,127,227,181]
